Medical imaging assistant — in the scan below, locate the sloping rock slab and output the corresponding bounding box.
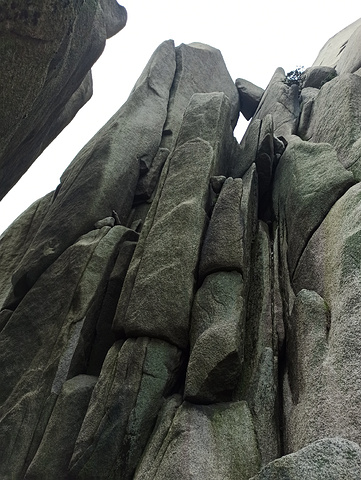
[10,40,176,300]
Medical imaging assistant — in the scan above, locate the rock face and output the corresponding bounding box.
[1,16,361,480]
[0,0,127,200]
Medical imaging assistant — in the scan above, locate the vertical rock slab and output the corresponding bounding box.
[292,183,361,446]
[253,68,300,137]
[0,0,127,199]
[0,226,128,478]
[87,237,138,376]
[304,73,361,176]
[185,271,245,403]
[237,222,280,465]
[0,191,53,309]
[24,375,97,479]
[69,337,182,480]
[135,401,261,480]
[283,289,332,452]
[10,40,176,300]
[199,178,244,279]
[273,135,354,276]
[162,42,239,151]
[250,438,361,480]
[113,92,235,348]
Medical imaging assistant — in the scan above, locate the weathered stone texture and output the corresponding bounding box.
[236,78,264,120]
[69,337,182,480]
[10,39,176,302]
[113,92,235,348]
[253,68,300,137]
[136,400,261,480]
[0,226,128,478]
[2,19,361,480]
[0,0,127,199]
[273,135,355,276]
[251,438,361,480]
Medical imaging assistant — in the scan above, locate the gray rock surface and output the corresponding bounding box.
[0,0,127,199]
[305,73,361,174]
[251,437,361,480]
[273,135,355,276]
[199,178,244,278]
[291,183,361,447]
[0,226,128,478]
[301,66,337,88]
[136,400,261,480]
[185,271,245,403]
[313,18,361,68]
[162,42,240,151]
[113,92,235,348]
[69,337,182,480]
[25,375,97,479]
[2,20,361,480]
[10,39,176,302]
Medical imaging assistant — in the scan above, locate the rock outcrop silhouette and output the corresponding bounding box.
[1,12,361,479]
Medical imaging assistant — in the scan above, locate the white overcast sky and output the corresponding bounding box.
[0,2,359,234]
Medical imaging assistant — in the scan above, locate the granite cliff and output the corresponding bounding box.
[1,10,361,479]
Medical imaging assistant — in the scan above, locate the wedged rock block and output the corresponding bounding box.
[114,92,235,348]
[135,400,261,480]
[10,40,177,300]
[135,147,170,202]
[250,437,361,480]
[87,238,138,376]
[297,87,319,139]
[199,178,244,278]
[162,42,239,151]
[305,73,361,173]
[185,271,245,403]
[0,191,53,309]
[69,337,182,480]
[255,114,276,221]
[0,0,127,199]
[24,375,97,479]
[292,183,361,446]
[273,135,355,276]
[232,118,261,178]
[253,68,300,137]
[236,78,264,120]
[0,226,128,478]
[301,66,337,89]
